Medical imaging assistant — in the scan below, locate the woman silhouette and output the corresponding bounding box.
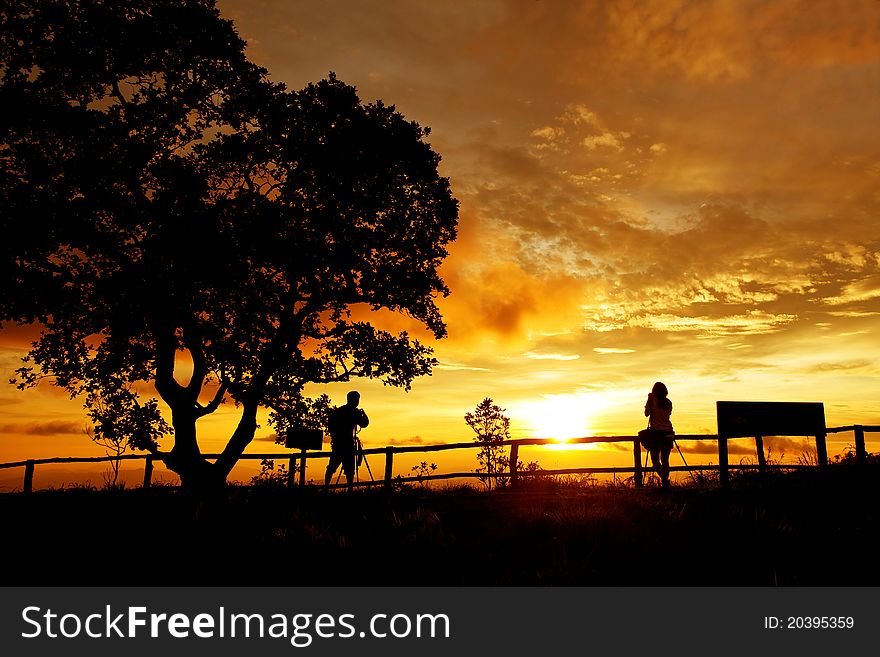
[642,381,675,489]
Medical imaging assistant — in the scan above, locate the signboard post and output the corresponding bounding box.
[716,401,826,486]
[284,428,325,487]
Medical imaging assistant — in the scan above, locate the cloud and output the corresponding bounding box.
[439,256,594,347]
[804,360,874,374]
[822,244,874,269]
[582,282,800,336]
[582,132,625,151]
[605,0,880,82]
[530,126,565,144]
[436,361,492,372]
[606,439,766,458]
[392,435,426,445]
[679,440,745,456]
[524,352,580,361]
[681,437,815,458]
[681,440,762,457]
[1,421,83,436]
[827,310,880,318]
[822,277,880,306]
[561,105,604,129]
[603,311,798,337]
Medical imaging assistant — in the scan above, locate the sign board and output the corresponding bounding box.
[716,401,825,438]
[284,427,324,450]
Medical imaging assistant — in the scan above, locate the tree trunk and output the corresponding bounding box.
[162,405,221,493]
[153,327,239,494]
[214,400,259,481]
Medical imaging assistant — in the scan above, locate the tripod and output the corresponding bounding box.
[641,431,698,486]
[356,435,374,482]
[673,437,698,485]
[334,428,374,486]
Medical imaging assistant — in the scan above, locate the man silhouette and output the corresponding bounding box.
[324,391,369,492]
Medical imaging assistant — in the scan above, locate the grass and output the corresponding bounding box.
[2,463,879,586]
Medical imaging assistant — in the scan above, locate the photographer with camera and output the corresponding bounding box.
[324,391,370,493]
[640,381,675,489]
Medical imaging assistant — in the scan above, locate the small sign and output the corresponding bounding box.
[284,427,324,450]
[716,401,825,438]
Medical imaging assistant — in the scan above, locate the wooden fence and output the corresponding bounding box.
[1,425,876,493]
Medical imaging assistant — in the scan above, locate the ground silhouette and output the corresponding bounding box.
[3,464,878,586]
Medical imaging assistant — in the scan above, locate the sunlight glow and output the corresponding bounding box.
[513,392,616,443]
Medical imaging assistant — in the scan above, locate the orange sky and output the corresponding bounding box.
[2,0,879,485]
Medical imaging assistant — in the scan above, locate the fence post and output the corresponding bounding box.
[509,443,519,488]
[719,436,729,487]
[384,447,394,490]
[816,433,828,469]
[633,439,642,488]
[755,436,766,473]
[24,460,35,494]
[142,456,154,489]
[299,447,307,487]
[854,425,866,466]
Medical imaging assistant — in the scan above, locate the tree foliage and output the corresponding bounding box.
[465,398,511,490]
[0,0,458,490]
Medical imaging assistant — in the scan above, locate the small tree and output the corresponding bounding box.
[410,461,438,488]
[84,384,170,489]
[465,398,510,490]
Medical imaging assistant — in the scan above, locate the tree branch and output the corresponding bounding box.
[213,398,259,479]
[194,380,229,419]
[313,357,371,384]
[110,79,130,111]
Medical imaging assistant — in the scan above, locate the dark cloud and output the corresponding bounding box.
[392,435,426,445]
[1,421,83,436]
[682,440,748,457]
[681,437,814,458]
[805,360,874,374]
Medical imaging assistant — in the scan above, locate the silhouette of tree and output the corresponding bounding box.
[84,384,171,489]
[1,0,458,492]
[465,398,511,490]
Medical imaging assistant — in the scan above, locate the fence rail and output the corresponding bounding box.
[1,426,877,493]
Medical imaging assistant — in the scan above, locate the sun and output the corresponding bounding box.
[514,393,614,443]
